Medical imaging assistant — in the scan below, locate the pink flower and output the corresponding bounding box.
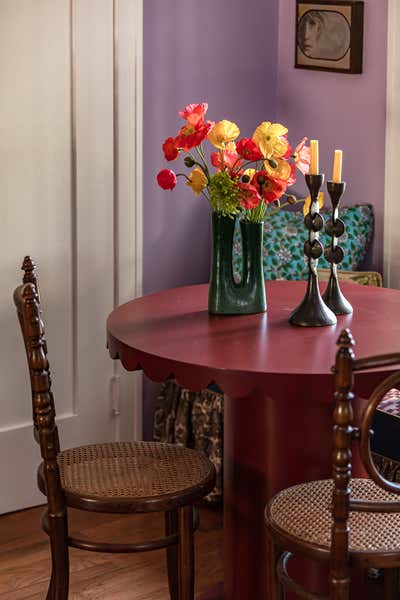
[157,169,177,190]
[286,162,296,186]
[237,182,261,210]
[178,103,208,127]
[236,138,263,161]
[162,137,179,161]
[294,137,310,175]
[210,149,241,172]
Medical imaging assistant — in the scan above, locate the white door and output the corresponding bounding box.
[0,0,143,513]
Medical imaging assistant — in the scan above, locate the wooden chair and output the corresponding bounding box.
[13,256,216,600]
[265,328,400,599]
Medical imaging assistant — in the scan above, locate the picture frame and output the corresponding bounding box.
[295,1,364,74]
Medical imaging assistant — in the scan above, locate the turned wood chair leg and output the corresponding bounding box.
[165,509,179,600]
[177,505,194,600]
[47,512,69,600]
[384,568,399,600]
[46,573,54,600]
[329,581,351,600]
[268,537,284,600]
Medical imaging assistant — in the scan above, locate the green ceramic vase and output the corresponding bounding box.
[208,212,267,315]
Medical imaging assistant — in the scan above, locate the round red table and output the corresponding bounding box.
[107,280,400,599]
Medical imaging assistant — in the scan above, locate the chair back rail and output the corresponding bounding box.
[353,354,400,371]
[13,281,64,514]
[16,256,47,439]
[330,329,400,594]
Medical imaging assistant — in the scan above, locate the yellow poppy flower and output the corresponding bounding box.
[302,192,324,216]
[208,120,240,149]
[225,141,237,153]
[264,158,292,182]
[252,122,288,159]
[186,167,208,196]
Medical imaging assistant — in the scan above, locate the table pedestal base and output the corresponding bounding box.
[197,583,223,599]
[224,380,337,599]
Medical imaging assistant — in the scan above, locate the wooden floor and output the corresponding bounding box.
[0,504,223,599]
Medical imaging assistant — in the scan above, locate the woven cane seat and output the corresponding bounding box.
[267,478,400,554]
[39,441,215,509]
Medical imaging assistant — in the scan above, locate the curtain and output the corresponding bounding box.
[153,378,223,503]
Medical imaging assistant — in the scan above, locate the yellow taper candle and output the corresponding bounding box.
[332,149,343,182]
[310,139,319,175]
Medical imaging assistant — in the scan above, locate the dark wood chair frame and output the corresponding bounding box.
[14,257,216,600]
[265,328,400,600]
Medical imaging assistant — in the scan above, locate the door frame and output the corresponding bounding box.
[70,0,143,440]
[384,0,400,288]
[110,0,143,440]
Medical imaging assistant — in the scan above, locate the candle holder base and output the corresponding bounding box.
[289,274,337,327]
[323,180,353,316]
[322,276,353,315]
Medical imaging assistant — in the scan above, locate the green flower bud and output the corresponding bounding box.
[286,194,297,205]
[241,174,250,183]
[274,199,281,208]
[268,159,278,169]
[184,156,195,168]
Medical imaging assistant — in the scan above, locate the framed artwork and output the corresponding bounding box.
[295,1,364,74]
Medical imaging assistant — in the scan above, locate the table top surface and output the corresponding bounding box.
[107,281,400,381]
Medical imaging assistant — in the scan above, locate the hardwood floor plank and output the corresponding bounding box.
[0,505,223,599]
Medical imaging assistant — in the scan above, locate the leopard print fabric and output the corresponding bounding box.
[153,379,223,503]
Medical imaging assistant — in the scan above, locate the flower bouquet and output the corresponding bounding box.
[156,102,311,314]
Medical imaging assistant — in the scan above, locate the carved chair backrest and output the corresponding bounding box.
[14,261,64,507]
[16,257,48,438]
[21,255,40,291]
[331,329,400,586]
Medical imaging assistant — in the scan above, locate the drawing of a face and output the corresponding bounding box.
[302,12,323,55]
[298,10,351,61]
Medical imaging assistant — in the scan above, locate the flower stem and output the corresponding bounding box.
[196,144,210,179]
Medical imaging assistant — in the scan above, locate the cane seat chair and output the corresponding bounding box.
[265,328,400,600]
[14,257,216,600]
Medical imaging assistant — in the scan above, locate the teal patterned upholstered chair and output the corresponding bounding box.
[232,203,374,281]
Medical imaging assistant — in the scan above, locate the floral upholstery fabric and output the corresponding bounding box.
[153,379,223,503]
[232,204,374,281]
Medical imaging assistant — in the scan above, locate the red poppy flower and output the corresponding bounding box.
[162,137,179,161]
[237,182,261,210]
[262,177,287,203]
[251,170,268,189]
[251,171,287,203]
[178,102,208,127]
[236,138,264,161]
[175,120,214,151]
[157,169,177,190]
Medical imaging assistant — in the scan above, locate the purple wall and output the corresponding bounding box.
[143,0,279,295]
[142,0,388,438]
[142,0,278,438]
[276,0,388,271]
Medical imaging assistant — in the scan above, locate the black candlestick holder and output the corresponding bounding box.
[322,181,353,315]
[289,174,337,327]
